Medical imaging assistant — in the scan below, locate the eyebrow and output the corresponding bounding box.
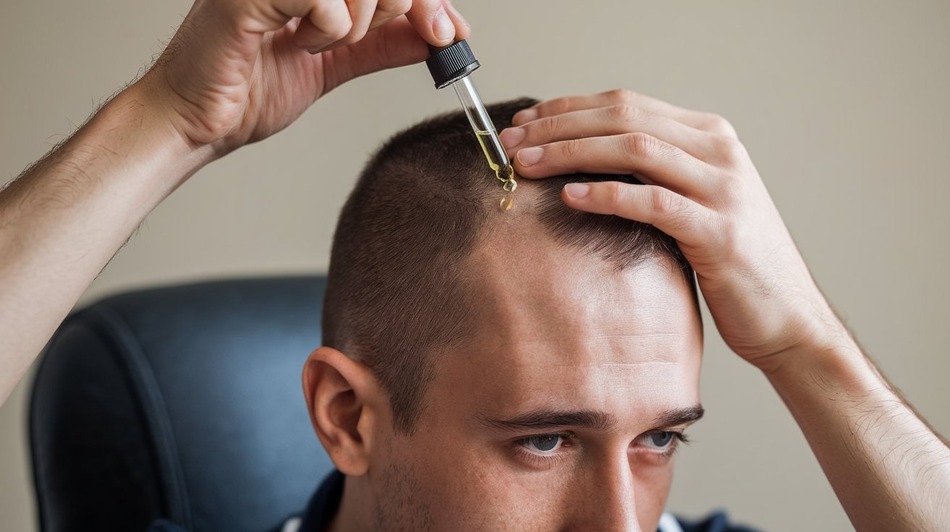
[478,404,704,433]
[654,405,705,428]
[480,410,614,432]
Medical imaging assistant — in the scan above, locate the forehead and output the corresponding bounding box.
[466,209,699,348]
[434,214,703,428]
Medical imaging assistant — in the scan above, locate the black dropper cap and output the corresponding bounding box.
[426,40,480,89]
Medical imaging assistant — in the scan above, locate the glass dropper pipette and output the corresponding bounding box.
[426,40,516,192]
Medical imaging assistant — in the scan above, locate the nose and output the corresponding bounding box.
[566,453,641,531]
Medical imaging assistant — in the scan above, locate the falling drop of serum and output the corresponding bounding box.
[496,164,517,211]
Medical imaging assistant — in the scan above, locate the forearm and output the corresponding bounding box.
[0,80,212,404]
[766,324,950,531]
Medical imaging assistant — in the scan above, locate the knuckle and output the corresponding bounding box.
[560,138,583,159]
[545,97,571,117]
[607,104,642,124]
[606,88,637,105]
[649,187,694,229]
[715,136,749,167]
[605,182,627,212]
[620,132,657,159]
[538,115,562,139]
[315,13,352,41]
[700,112,738,138]
[310,1,351,32]
[650,187,677,216]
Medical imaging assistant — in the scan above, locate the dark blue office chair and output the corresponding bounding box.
[29,277,334,532]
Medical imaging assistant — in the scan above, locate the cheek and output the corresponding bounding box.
[634,458,676,527]
[390,439,677,530]
[384,431,568,529]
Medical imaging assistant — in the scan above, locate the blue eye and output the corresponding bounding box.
[638,431,683,452]
[520,434,563,454]
[650,432,675,448]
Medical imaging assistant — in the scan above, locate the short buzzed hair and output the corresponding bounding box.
[322,98,693,433]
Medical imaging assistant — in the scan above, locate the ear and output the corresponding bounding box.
[302,346,383,476]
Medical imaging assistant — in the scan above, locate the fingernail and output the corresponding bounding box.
[518,146,543,166]
[432,8,454,43]
[513,108,538,124]
[500,127,525,149]
[564,183,591,199]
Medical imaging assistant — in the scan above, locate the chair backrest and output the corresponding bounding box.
[29,276,335,532]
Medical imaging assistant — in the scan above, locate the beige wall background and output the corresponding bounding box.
[2,1,948,530]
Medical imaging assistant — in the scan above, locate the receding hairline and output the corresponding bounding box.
[462,173,694,283]
[437,178,699,358]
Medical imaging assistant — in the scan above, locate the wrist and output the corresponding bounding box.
[762,324,884,403]
[47,80,218,219]
[121,76,220,173]
[748,281,852,376]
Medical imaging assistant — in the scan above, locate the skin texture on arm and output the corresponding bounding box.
[499,89,950,530]
[0,85,204,408]
[0,0,469,405]
[768,328,950,530]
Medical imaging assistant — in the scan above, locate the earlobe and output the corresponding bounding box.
[302,346,381,476]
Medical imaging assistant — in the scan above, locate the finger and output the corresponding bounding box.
[334,0,379,47]
[512,89,738,138]
[405,0,462,46]
[368,0,412,31]
[501,105,725,165]
[320,16,429,92]
[561,181,713,248]
[293,0,354,52]
[512,133,721,198]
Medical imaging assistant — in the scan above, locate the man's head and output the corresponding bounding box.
[304,99,704,530]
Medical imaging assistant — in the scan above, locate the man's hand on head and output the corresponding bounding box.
[141,0,469,157]
[499,89,840,374]
[500,89,950,531]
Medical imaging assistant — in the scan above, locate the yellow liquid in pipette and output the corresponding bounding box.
[475,131,517,193]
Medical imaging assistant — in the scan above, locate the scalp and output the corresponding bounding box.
[322,98,693,433]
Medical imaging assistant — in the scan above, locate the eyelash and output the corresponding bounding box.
[511,431,689,468]
[653,432,689,458]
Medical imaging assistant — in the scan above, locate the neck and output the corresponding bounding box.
[328,476,371,532]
